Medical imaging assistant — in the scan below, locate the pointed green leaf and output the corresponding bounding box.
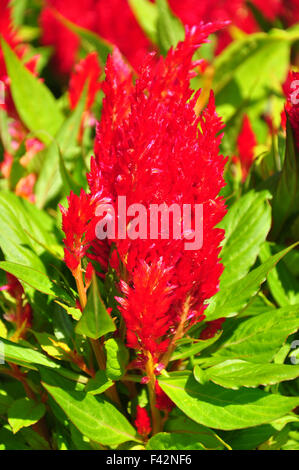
[40,368,138,446]
[156,0,184,55]
[0,261,73,304]
[1,39,63,144]
[147,432,206,450]
[158,373,299,430]
[259,243,299,307]
[205,244,298,320]
[85,370,114,395]
[219,190,272,287]
[105,338,129,381]
[35,87,87,208]
[208,305,299,364]
[129,0,158,43]
[201,360,299,389]
[76,275,116,339]
[8,398,46,434]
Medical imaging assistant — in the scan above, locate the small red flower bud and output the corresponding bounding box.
[135,406,151,437]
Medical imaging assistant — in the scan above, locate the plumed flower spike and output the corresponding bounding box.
[116,259,176,359]
[60,190,97,274]
[88,23,227,367]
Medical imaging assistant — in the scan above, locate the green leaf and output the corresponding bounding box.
[0,390,13,415]
[201,360,299,389]
[259,243,299,306]
[171,331,222,361]
[1,338,88,384]
[1,338,61,370]
[214,30,291,122]
[205,244,297,320]
[219,190,272,287]
[85,370,114,395]
[35,87,87,208]
[0,192,58,270]
[207,305,299,364]
[10,0,28,27]
[158,373,299,430]
[40,368,138,446]
[0,427,29,450]
[58,150,82,197]
[164,415,229,449]
[0,261,73,304]
[156,0,185,55]
[146,432,206,450]
[105,338,129,381]
[76,275,116,339]
[129,0,158,43]
[20,428,50,450]
[8,398,46,434]
[271,117,299,238]
[1,39,64,144]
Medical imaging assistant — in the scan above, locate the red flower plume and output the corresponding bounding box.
[86,24,227,365]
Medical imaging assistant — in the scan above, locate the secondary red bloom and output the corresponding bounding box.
[135,406,151,437]
[60,190,98,273]
[40,0,151,75]
[234,115,257,182]
[283,71,299,150]
[40,0,98,77]
[69,52,102,110]
[86,24,227,363]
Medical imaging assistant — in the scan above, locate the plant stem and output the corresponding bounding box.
[74,264,121,407]
[145,352,161,436]
[160,296,190,368]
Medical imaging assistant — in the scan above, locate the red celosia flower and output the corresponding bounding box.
[282,71,299,151]
[135,405,151,436]
[85,24,227,364]
[116,260,176,356]
[60,190,99,273]
[69,52,102,110]
[234,115,257,182]
[155,381,174,412]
